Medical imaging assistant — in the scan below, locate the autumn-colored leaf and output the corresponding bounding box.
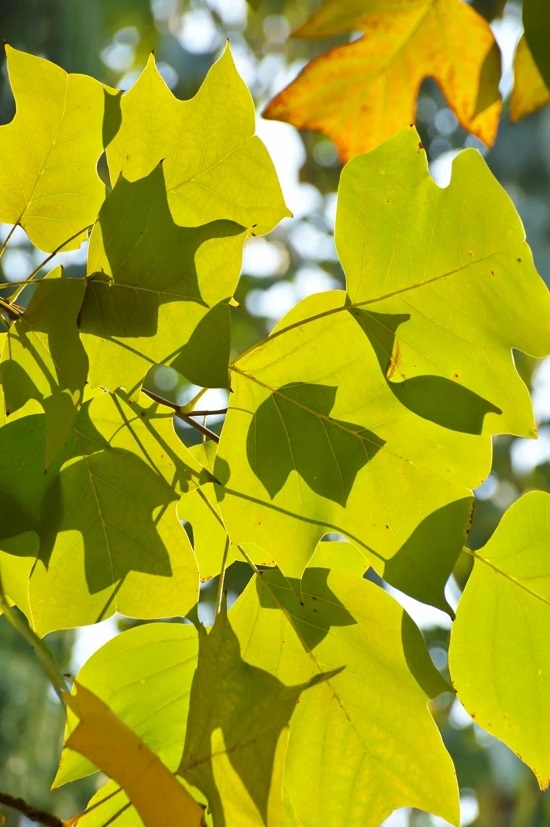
[64,682,205,827]
[510,35,550,122]
[264,0,501,160]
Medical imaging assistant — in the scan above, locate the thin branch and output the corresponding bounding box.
[141,387,220,443]
[0,792,63,827]
[0,224,17,263]
[185,408,227,417]
[215,538,230,615]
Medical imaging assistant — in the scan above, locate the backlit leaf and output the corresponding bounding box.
[0,392,202,634]
[0,267,88,465]
[510,35,550,122]
[217,288,488,607]
[106,45,290,234]
[0,46,117,251]
[56,622,198,795]
[264,0,501,160]
[449,491,550,790]
[64,682,205,827]
[522,0,550,92]
[338,126,550,438]
[229,568,458,827]
[178,603,336,826]
[79,165,246,394]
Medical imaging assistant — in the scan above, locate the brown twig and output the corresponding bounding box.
[0,792,63,827]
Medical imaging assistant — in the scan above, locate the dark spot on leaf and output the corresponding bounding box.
[418,141,424,150]
[299,601,304,607]
[517,258,522,263]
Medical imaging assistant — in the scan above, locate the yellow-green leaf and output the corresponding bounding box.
[449,491,550,790]
[0,46,117,251]
[230,568,459,827]
[106,45,290,234]
[338,126,550,438]
[510,35,550,122]
[264,0,501,160]
[64,682,205,827]
[80,165,246,394]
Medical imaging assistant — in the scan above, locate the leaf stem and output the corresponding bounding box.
[215,538,230,615]
[8,224,93,303]
[0,792,63,827]
[0,573,69,703]
[141,387,220,443]
[0,224,17,262]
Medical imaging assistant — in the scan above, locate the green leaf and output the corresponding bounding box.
[79,165,246,394]
[229,568,458,827]
[217,289,489,609]
[0,392,202,634]
[105,45,290,235]
[0,267,88,465]
[0,46,118,252]
[449,491,550,790]
[56,622,198,789]
[337,126,550,438]
[523,0,550,91]
[178,602,335,826]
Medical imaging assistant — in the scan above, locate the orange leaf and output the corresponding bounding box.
[510,34,550,122]
[64,683,204,827]
[264,0,501,161]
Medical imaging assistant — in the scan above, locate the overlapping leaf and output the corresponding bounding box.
[179,604,335,826]
[264,0,501,160]
[79,165,247,394]
[217,289,487,607]
[449,491,550,790]
[338,127,550,438]
[64,683,205,827]
[106,44,290,234]
[55,622,199,825]
[229,567,458,827]
[0,46,118,251]
[523,0,550,92]
[0,392,203,634]
[0,267,88,465]
[510,35,550,122]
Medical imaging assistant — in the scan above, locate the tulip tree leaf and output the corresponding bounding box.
[178,602,337,827]
[337,126,550,438]
[522,0,550,92]
[79,165,246,395]
[264,0,501,161]
[0,392,202,635]
[56,622,198,787]
[229,568,458,827]
[64,683,205,827]
[510,35,550,122]
[218,289,489,609]
[0,267,88,465]
[449,491,550,791]
[0,46,117,251]
[106,44,290,235]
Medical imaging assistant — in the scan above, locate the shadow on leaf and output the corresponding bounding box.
[246,382,384,505]
[351,307,501,434]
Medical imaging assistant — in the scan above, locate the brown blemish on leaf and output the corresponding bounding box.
[452,370,460,381]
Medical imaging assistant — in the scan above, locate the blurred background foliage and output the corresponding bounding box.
[0,1,550,825]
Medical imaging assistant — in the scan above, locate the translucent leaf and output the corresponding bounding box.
[178,603,336,826]
[218,289,488,608]
[523,0,550,92]
[0,392,202,634]
[337,126,550,438]
[56,622,198,800]
[0,267,88,465]
[229,568,459,827]
[64,682,205,827]
[0,46,117,251]
[510,35,550,122]
[264,0,501,160]
[106,45,290,234]
[79,165,246,394]
[449,491,550,790]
